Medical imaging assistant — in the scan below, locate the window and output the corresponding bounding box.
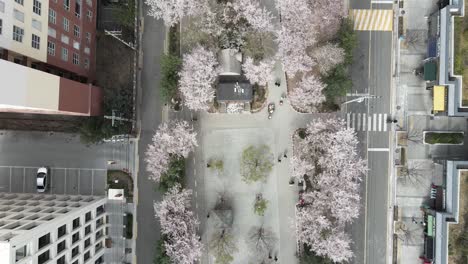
[61,47,68,61]
[73,40,79,50]
[33,0,41,15]
[85,225,91,235]
[72,217,80,229]
[84,251,90,262]
[37,250,49,264]
[72,232,80,244]
[87,10,92,21]
[14,0,23,5]
[85,212,92,222]
[85,32,91,43]
[38,233,50,249]
[86,0,92,7]
[72,53,79,65]
[63,17,69,31]
[64,0,70,11]
[84,58,89,69]
[71,246,79,258]
[32,19,42,31]
[96,205,104,216]
[14,9,24,22]
[13,26,24,42]
[48,27,56,38]
[49,8,56,24]
[61,34,69,44]
[57,240,66,254]
[31,34,40,49]
[73,25,80,37]
[84,238,91,248]
[96,217,103,228]
[15,245,26,261]
[57,256,65,264]
[75,1,81,18]
[84,47,90,54]
[0,19,2,35]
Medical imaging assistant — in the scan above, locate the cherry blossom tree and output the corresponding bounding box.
[242,57,275,86]
[145,0,207,27]
[154,185,202,264]
[233,0,276,32]
[293,118,366,262]
[312,43,345,75]
[145,120,197,182]
[275,0,316,76]
[308,0,345,38]
[289,75,326,113]
[178,46,219,111]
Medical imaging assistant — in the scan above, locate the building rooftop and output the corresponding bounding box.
[216,76,253,102]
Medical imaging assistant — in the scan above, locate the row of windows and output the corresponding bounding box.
[50,0,93,20]
[12,26,41,50]
[47,41,90,68]
[49,10,92,34]
[14,0,42,16]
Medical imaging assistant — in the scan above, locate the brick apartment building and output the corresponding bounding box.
[0,0,102,116]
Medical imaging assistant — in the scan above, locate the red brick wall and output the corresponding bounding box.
[47,0,97,82]
[58,78,102,116]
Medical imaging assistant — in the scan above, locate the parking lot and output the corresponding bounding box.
[0,166,106,196]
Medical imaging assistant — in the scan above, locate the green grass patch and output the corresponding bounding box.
[424,132,464,144]
[160,54,182,102]
[159,156,185,193]
[453,4,468,106]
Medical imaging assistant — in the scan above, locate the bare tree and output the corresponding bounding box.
[394,221,423,246]
[398,161,425,186]
[406,127,423,144]
[405,30,426,50]
[209,228,238,264]
[246,226,277,258]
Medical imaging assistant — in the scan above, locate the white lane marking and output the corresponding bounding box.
[378,114,382,131]
[357,113,361,131]
[91,170,94,196]
[373,114,377,131]
[383,114,388,131]
[362,114,367,132]
[368,148,390,152]
[368,116,372,131]
[371,0,393,3]
[9,167,12,193]
[195,191,198,198]
[352,113,356,129]
[347,113,351,129]
[195,179,197,188]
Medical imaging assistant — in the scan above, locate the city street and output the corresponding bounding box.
[346,1,395,264]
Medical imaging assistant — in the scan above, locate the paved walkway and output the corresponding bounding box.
[189,62,340,264]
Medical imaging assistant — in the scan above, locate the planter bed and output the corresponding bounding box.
[423,131,464,145]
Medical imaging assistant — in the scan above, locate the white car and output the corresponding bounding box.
[36,167,49,193]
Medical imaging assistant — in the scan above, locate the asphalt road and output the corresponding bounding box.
[134,3,166,264]
[346,1,394,264]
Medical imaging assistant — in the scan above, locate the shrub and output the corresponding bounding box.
[160,54,182,102]
[159,156,185,192]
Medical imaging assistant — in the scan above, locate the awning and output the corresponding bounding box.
[427,215,434,237]
[433,85,446,112]
[424,62,437,81]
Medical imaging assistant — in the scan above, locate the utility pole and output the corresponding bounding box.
[104,30,136,51]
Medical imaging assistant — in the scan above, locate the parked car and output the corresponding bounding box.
[36,167,49,193]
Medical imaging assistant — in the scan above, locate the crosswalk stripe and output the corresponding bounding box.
[368,116,372,131]
[362,114,366,131]
[383,114,388,131]
[378,114,382,131]
[352,9,393,31]
[373,114,377,131]
[357,113,361,131]
[352,113,356,129]
[347,113,351,129]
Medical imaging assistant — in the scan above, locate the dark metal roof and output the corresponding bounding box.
[216,76,253,102]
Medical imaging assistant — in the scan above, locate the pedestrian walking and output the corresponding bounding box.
[278,157,282,163]
[274,81,280,87]
[274,256,278,261]
[283,150,288,158]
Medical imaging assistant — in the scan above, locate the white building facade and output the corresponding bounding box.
[0,193,107,264]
